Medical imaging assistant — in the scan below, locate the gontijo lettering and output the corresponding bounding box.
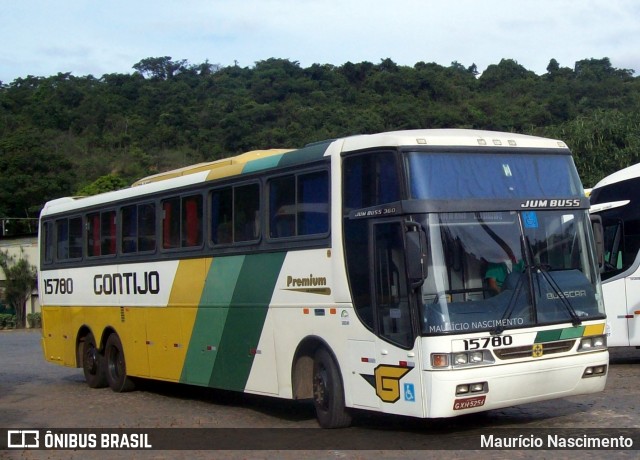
[94,271,160,295]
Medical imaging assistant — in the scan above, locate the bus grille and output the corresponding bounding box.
[493,340,575,360]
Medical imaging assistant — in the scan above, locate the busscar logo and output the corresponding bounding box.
[7,430,39,448]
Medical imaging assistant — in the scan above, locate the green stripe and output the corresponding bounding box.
[210,252,286,390]
[242,155,284,174]
[534,329,562,343]
[535,326,586,343]
[277,141,331,168]
[181,255,245,385]
[559,326,585,339]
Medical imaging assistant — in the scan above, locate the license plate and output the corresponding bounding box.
[453,395,486,410]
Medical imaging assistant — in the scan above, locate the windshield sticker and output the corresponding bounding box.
[428,318,525,333]
[522,211,538,228]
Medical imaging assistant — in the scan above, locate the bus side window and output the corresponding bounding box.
[138,203,156,252]
[269,176,296,238]
[234,184,260,242]
[66,217,83,259]
[122,205,138,253]
[269,172,328,239]
[211,188,233,244]
[42,221,54,264]
[182,195,203,247]
[162,198,180,249]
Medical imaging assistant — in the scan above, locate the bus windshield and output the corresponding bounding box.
[407,151,583,199]
[418,211,605,335]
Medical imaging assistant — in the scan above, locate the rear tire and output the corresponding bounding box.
[312,348,352,428]
[104,333,135,392]
[82,332,107,388]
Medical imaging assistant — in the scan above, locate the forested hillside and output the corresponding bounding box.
[1,56,639,219]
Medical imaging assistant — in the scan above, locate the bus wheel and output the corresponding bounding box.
[312,348,352,428]
[82,332,107,388]
[104,333,135,392]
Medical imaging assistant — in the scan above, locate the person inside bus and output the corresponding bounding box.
[485,256,524,294]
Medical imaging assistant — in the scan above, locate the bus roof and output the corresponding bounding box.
[40,129,570,217]
[592,162,640,190]
[340,129,568,152]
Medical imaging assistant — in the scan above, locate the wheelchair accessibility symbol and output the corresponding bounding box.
[404,383,415,402]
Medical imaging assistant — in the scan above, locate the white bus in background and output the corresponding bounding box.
[589,163,640,347]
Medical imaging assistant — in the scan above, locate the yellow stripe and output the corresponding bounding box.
[583,323,605,336]
[145,258,212,381]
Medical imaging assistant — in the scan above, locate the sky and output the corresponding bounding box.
[2,0,640,83]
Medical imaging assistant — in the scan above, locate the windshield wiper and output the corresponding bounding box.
[492,270,526,335]
[533,264,583,327]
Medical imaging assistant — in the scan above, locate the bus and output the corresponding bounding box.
[40,129,608,428]
[589,162,640,347]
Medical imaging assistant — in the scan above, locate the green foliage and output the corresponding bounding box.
[27,312,41,328]
[0,314,17,329]
[77,174,129,196]
[0,250,37,329]
[1,55,639,213]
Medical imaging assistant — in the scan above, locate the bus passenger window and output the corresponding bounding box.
[87,211,116,257]
[101,211,116,255]
[234,184,260,242]
[122,203,156,254]
[269,176,296,238]
[182,195,203,247]
[269,171,328,238]
[138,203,156,252]
[57,217,82,260]
[162,198,180,249]
[211,188,233,244]
[68,217,83,258]
[42,222,54,264]
[122,205,138,253]
[298,171,328,235]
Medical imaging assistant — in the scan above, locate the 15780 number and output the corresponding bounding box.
[463,335,512,350]
[44,278,74,295]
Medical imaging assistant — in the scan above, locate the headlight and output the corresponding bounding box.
[454,353,468,365]
[431,350,495,369]
[578,335,607,352]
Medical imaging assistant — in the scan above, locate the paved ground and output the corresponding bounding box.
[1,329,639,459]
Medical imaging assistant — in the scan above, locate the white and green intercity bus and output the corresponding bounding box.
[40,129,608,428]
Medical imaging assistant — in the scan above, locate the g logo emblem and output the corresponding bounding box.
[374,365,412,403]
[532,344,544,358]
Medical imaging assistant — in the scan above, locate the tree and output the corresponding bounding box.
[77,174,128,196]
[0,250,37,329]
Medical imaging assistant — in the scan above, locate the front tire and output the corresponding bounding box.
[312,348,352,428]
[104,333,135,392]
[82,332,107,388]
